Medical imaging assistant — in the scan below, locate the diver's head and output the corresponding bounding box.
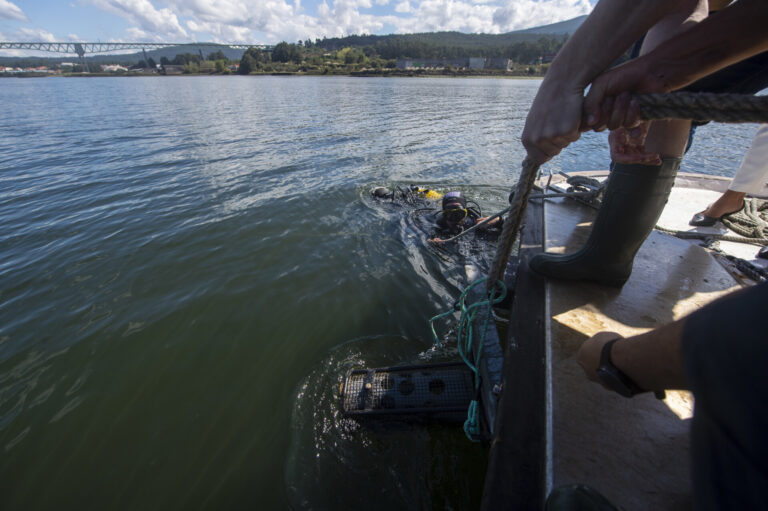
[372,187,392,199]
[441,191,468,225]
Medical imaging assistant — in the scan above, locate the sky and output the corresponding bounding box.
[1,0,596,56]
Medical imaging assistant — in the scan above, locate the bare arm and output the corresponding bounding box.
[578,320,689,393]
[585,0,768,130]
[521,0,701,164]
[578,283,761,394]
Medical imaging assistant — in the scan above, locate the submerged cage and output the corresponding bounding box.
[340,361,475,422]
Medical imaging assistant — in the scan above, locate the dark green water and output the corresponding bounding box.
[0,76,755,510]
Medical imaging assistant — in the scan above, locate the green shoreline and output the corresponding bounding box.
[3,71,545,79]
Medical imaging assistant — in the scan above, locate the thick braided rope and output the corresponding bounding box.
[487,157,539,291]
[637,92,768,123]
[486,92,768,289]
[654,225,768,246]
[722,198,768,241]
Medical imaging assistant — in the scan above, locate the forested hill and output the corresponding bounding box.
[313,15,587,57]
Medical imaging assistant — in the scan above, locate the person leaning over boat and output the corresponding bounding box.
[573,281,768,510]
[520,0,768,287]
[427,191,502,244]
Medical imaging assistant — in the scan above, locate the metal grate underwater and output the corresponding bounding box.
[340,361,475,422]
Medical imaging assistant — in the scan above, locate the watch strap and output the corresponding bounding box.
[599,339,645,397]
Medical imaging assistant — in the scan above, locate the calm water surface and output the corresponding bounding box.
[0,76,757,510]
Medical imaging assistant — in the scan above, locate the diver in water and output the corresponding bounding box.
[428,191,502,244]
[371,186,502,243]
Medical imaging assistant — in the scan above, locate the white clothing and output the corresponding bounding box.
[729,124,768,196]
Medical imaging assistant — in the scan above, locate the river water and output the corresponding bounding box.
[0,75,757,510]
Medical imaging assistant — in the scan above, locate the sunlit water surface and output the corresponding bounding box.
[0,76,757,510]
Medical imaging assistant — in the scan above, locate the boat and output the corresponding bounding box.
[342,169,766,509]
[481,170,766,509]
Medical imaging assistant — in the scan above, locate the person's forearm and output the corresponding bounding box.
[543,0,696,89]
[610,319,689,391]
[633,0,768,91]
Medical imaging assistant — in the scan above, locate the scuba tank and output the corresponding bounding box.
[410,185,443,200]
[371,185,443,201]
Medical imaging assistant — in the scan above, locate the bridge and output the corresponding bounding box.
[0,41,273,72]
[0,41,273,69]
[0,42,272,55]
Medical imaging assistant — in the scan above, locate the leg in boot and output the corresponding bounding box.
[529,158,681,287]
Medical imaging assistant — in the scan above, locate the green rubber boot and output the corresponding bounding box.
[529,158,681,287]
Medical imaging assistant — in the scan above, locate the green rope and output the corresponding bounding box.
[429,276,506,441]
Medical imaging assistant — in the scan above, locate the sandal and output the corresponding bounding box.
[689,203,744,227]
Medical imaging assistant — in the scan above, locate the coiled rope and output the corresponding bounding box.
[722,198,768,242]
[655,225,768,246]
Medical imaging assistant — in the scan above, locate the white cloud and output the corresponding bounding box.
[15,27,57,42]
[173,0,394,42]
[391,0,496,34]
[186,19,253,44]
[313,0,395,37]
[384,0,592,35]
[492,0,592,32]
[53,0,593,46]
[87,0,188,39]
[0,0,27,21]
[169,0,249,25]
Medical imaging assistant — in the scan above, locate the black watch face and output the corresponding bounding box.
[596,367,634,398]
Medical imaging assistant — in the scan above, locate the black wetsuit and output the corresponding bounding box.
[434,210,481,236]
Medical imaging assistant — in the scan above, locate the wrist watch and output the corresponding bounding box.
[595,339,645,398]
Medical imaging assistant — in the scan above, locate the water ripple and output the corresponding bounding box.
[0,75,758,509]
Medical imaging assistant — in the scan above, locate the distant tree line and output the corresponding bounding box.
[311,33,568,61]
[1,33,574,76]
[233,33,571,76]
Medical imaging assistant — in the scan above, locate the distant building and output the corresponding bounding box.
[162,65,184,75]
[486,58,512,71]
[19,66,52,73]
[395,57,511,71]
[442,58,461,68]
[101,64,128,72]
[396,58,446,70]
[468,58,485,70]
[129,67,157,74]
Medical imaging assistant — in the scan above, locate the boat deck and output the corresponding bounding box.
[482,172,764,510]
